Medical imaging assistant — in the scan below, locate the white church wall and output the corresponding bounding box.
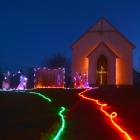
[71,18,134,85]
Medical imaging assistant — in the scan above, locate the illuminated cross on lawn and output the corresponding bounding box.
[97,66,107,85]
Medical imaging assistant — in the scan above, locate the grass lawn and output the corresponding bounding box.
[0,87,139,140]
[0,89,82,140]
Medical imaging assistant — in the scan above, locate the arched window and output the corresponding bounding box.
[96,55,108,85]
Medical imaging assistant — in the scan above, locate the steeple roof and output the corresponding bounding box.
[71,17,135,48]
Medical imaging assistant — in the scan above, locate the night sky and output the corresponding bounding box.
[0,0,140,72]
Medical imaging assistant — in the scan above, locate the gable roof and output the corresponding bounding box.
[89,17,116,32]
[71,17,135,49]
[87,42,119,58]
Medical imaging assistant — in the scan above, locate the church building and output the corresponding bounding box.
[71,18,135,85]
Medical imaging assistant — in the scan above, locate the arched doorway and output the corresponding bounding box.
[96,55,108,85]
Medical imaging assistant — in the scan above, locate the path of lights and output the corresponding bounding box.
[0,89,66,140]
[78,88,132,140]
[16,90,66,140]
[53,106,66,140]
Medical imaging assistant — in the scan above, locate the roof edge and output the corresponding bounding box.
[86,41,119,58]
[70,17,136,49]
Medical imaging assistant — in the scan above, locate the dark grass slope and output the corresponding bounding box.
[86,86,140,140]
[0,89,82,140]
[34,88,136,140]
[0,87,140,140]
[33,88,83,108]
[0,91,59,140]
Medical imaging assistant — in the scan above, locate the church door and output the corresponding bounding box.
[96,55,108,85]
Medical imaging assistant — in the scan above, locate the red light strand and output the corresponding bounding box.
[78,88,132,140]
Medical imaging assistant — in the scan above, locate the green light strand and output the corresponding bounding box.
[27,91,52,102]
[0,89,67,140]
[0,90,52,103]
[53,106,66,140]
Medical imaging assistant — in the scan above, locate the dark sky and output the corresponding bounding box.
[0,0,140,71]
